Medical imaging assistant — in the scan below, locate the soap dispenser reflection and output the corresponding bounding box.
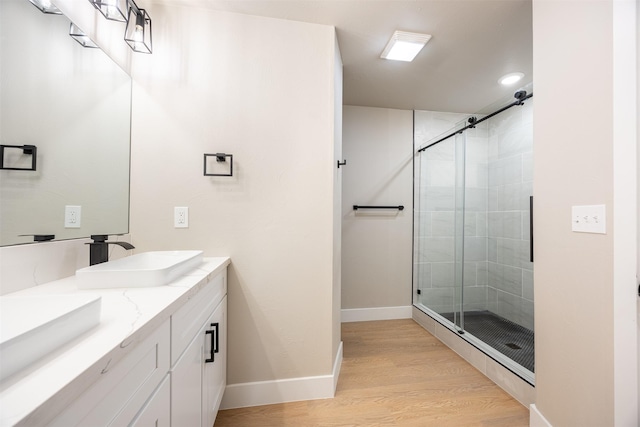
[86,235,134,265]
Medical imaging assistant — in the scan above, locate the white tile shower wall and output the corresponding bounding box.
[487,101,534,330]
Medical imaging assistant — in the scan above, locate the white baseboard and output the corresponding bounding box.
[530,404,553,427]
[220,341,343,410]
[341,306,413,323]
[332,341,343,392]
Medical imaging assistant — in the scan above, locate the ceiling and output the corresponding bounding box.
[150,0,533,113]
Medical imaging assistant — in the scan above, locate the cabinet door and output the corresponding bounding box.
[171,296,227,427]
[203,297,227,427]
[171,327,204,427]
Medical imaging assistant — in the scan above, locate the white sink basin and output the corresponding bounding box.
[76,250,204,289]
[0,294,101,381]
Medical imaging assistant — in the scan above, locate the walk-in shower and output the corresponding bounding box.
[413,90,534,382]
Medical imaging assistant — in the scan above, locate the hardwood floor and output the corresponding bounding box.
[214,319,529,426]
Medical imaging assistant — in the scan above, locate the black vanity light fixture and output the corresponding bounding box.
[124,5,152,54]
[28,0,62,14]
[90,0,128,22]
[88,0,153,54]
[69,23,99,48]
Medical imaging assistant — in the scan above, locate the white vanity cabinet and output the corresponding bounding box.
[171,270,227,427]
[33,262,229,427]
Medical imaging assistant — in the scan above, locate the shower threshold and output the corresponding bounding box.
[441,310,535,373]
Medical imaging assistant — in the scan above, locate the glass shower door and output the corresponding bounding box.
[452,132,466,332]
[414,131,466,328]
[414,97,535,380]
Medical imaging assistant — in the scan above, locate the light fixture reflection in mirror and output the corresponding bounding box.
[28,0,61,14]
[69,23,98,48]
[90,0,128,22]
[124,7,152,54]
[0,0,131,246]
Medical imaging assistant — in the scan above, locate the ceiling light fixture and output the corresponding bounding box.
[380,31,432,62]
[499,72,524,86]
[69,23,98,48]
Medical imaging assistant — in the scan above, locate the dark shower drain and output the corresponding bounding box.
[505,343,522,350]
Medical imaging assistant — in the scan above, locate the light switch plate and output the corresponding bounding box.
[572,205,606,234]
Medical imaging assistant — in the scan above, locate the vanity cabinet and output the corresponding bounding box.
[171,271,227,427]
[42,265,227,427]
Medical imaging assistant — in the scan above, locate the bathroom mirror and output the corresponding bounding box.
[0,0,131,246]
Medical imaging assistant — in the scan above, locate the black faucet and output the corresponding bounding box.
[87,235,135,266]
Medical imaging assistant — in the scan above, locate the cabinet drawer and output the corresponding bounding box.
[127,375,170,427]
[171,269,226,365]
[48,319,170,427]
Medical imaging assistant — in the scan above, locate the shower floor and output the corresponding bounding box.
[441,310,534,373]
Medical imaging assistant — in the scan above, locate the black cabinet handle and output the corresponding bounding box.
[205,322,220,363]
[205,328,215,363]
[212,322,220,354]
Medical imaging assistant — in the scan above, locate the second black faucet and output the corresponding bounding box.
[87,235,135,266]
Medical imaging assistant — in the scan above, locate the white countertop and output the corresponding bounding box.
[0,257,230,427]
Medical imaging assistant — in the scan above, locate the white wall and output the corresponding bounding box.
[341,106,413,315]
[332,37,343,365]
[532,0,637,425]
[128,5,341,406]
[637,2,640,422]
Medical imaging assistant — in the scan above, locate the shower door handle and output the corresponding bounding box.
[529,196,534,263]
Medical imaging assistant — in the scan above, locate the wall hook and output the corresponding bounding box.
[337,159,347,168]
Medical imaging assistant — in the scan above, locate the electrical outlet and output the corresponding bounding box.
[64,205,82,228]
[174,207,189,228]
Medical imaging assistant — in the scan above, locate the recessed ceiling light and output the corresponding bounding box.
[380,31,432,62]
[499,72,525,86]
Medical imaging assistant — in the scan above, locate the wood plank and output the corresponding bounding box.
[214,319,529,426]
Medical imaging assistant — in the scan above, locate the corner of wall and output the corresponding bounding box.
[529,404,553,427]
